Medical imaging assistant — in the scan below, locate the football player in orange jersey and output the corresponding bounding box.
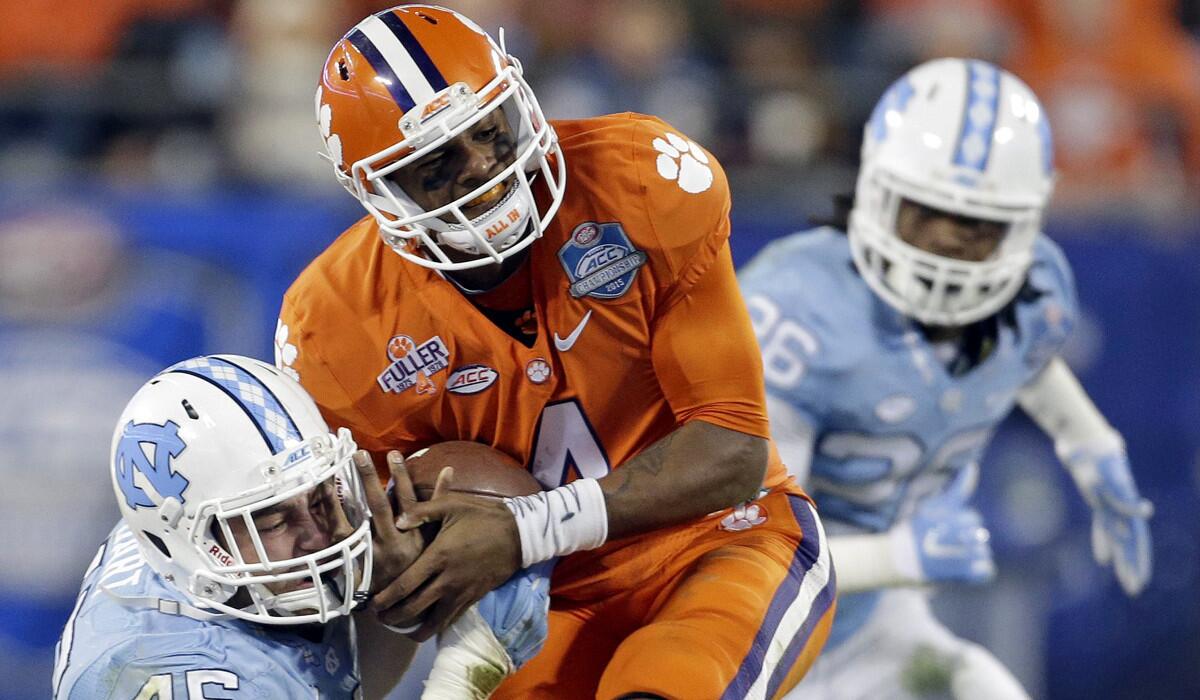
[279,5,836,698]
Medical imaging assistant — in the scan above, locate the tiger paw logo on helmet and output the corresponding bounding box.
[653,132,713,194]
[315,87,343,165]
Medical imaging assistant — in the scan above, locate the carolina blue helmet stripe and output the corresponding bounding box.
[165,356,302,455]
[377,10,449,93]
[1037,106,1054,175]
[347,29,417,112]
[952,61,1002,173]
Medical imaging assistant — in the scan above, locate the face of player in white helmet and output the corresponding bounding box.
[222,477,353,600]
[896,200,1007,264]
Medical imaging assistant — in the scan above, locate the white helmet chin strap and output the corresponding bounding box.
[254,579,344,618]
[101,585,227,622]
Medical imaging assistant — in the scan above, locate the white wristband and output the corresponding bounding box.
[503,478,608,568]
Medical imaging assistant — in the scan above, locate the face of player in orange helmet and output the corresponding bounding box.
[316,6,566,284]
[382,109,530,291]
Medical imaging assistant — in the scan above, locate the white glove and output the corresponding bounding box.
[894,464,995,585]
[421,562,552,699]
[422,606,513,700]
[1063,448,1153,596]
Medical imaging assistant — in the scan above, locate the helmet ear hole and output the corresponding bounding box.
[144,531,172,559]
[337,59,350,81]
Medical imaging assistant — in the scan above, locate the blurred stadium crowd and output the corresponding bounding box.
[3,0,1200,223]
[1,1,1199,699]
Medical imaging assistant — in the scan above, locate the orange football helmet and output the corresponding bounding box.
[316,5,565,270]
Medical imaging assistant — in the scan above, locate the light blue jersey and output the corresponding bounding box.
[53,523,361,700]
[739,227,1076,645]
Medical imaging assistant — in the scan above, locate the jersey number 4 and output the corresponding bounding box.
[530,400,611,487]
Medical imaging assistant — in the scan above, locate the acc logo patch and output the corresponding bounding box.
[377,334,450,395]
[113,420,189,509]
[558,222,647,300]
[447,364,499,395]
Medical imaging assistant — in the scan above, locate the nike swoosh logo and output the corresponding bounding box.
[553,310,592,352]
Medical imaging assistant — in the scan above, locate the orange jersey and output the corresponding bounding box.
[278,113,805,597]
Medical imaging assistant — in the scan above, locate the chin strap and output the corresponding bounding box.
[101,585,227,623]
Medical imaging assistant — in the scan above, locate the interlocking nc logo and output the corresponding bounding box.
[113,420,190,509]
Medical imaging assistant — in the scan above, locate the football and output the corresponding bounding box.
[404,441,542,501]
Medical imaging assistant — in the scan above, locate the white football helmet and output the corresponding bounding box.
[849,58,1056,326]
[110,355,372,625]
[317,5,566,271]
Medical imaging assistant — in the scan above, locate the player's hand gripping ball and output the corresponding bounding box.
[402,441,542,544]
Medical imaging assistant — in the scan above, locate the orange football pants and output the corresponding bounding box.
[491,492,837,700]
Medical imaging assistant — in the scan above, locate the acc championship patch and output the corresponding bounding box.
[558,222,647,299]
[377,334,449,395]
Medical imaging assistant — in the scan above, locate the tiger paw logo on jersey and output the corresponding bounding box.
[558,221,647,299]
[719,502,767,532]
[525,358,552,384]
[653,132,713,194]
[377,334,450,395]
